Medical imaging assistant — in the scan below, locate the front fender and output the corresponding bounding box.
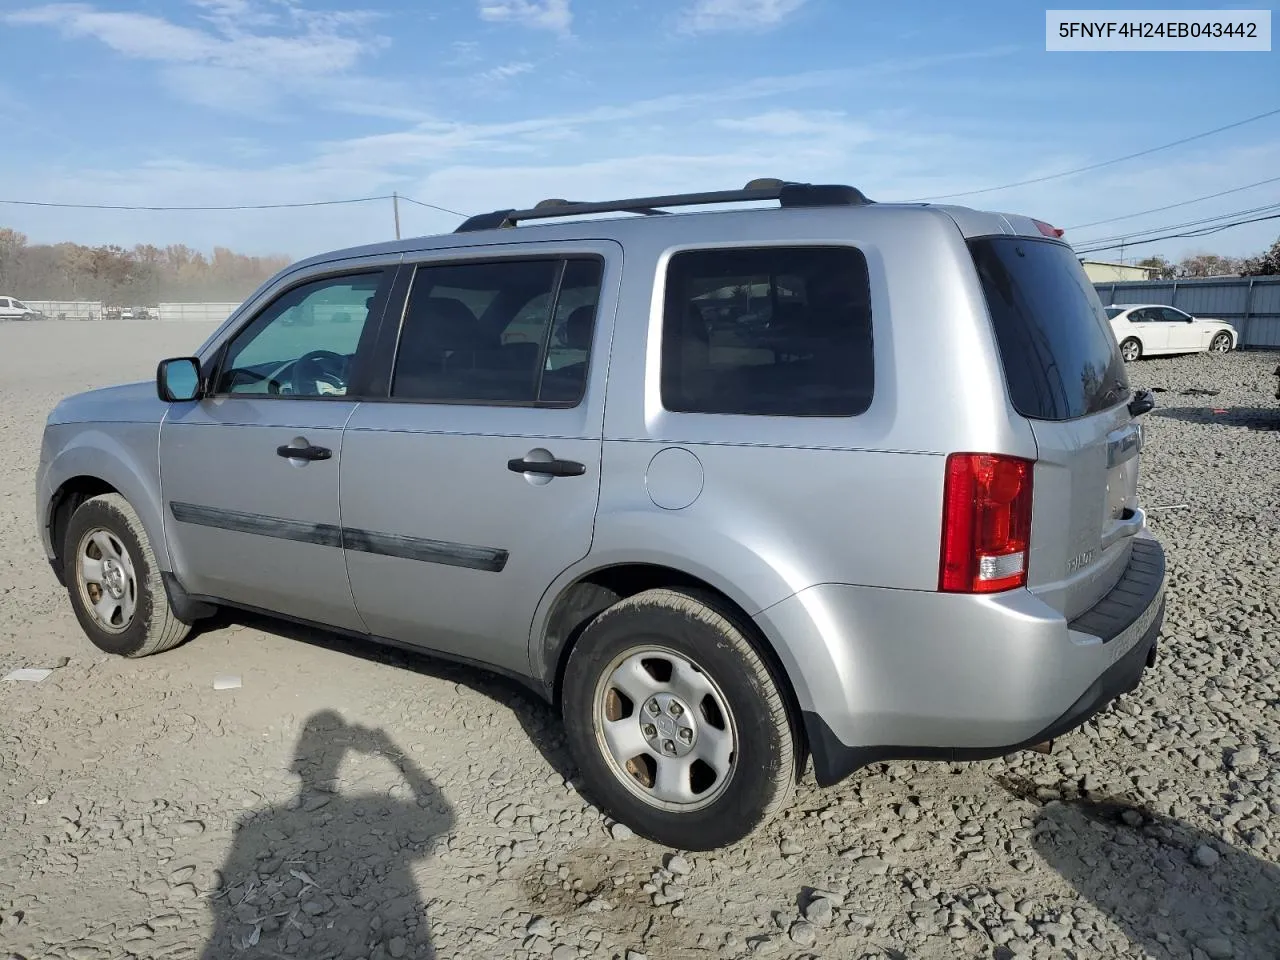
[42,422,170,571]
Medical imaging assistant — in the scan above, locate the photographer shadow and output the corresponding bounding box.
[1031,796,1280,960]
[200,710,454,960]
[198,608,579,787]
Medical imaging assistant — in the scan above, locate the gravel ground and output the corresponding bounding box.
[1,321,1278,960]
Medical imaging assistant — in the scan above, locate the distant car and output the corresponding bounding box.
[1105,304,1238,362]
[0,296,43,321]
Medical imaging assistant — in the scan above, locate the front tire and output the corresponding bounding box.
[1120,337,1142,363]
[562,588,796,849]
[63,493,191,657]
[1210,332,1232,353]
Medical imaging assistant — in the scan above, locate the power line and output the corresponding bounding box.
[0,195,395,211]
[1065,175,1280,231]
[0,193,469,216]
[910,106,1280,202]
[398,195,468,217]
[1075,211,1280,255]
[1073,199,1280,248]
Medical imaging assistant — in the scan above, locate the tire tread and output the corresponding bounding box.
[67,493,190,657]
[564,586,796,847]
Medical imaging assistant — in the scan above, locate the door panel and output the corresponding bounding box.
[1131,308,1170,352]
[341,246,617,676]
[341,418,600,673]
[1159,308,1197,350]
[161,400,364,630]
[159,267,394,631]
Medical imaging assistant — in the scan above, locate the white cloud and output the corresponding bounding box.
[679,0,807,34]
[715,109,877,143]
[477,0,572,34]
[478,61,535,82]
[2,1,391,115]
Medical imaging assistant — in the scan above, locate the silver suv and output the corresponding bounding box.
[36,180,1166,849]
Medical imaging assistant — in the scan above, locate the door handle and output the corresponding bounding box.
[507,457,586,477]
[277,444,332,462]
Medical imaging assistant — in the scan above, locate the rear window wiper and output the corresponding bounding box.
[1128,388,1155,418]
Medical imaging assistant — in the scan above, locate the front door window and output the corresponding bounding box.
[215,273,388,397]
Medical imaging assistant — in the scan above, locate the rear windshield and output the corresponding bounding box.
[969,237,1129,421]
[1105,306,1125,319]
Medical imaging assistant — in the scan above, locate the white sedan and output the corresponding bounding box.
[1105,304,1238,362]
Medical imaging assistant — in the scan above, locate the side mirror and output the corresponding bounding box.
[157,357,203,402]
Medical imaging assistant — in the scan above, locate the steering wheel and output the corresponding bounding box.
[291,350,348,396]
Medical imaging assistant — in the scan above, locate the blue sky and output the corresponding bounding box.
[1,0,1277,261]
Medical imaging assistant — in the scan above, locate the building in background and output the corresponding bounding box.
[1080,260,1158,283]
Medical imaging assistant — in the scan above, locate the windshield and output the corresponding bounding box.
[970,237,1130,422]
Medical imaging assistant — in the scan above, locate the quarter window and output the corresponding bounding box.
[660,246,874,416]
[391,258,602,405]
[215,271,389,396]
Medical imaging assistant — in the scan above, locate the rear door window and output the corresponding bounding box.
[391,257,602,405]
[969,237,1129,421]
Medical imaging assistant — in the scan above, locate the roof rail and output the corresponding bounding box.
[453,179,871,233]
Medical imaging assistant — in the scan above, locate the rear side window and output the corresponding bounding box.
[392,258,602,405]
[661,246,874,416]
[970,238,1129,421]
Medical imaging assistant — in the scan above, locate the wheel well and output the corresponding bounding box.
[48,477,118,576]
[543,563,808,759]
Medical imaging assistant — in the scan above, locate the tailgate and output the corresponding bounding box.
[967,234,1142,619]
[1026,411,1145,618]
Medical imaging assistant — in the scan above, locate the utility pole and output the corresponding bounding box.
[393,192,401,240]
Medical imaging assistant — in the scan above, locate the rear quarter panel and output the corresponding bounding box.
[556,205,1040,611]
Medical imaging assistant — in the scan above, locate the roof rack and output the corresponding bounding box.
[454,178,872,233]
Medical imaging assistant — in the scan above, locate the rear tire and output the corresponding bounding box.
[1120,337,1142,363]
[561,588,796,849]
[1210,332,1232,353]
[63,493,191,657]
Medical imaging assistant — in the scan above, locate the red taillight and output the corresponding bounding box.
[1033,219,1065,238]
[939,453,1034,594]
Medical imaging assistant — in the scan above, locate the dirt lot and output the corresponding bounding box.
[2,320,1278,960]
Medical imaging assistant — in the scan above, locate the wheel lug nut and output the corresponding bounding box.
[646,700,661,716]
[668,702,683,717]
[642,723,657,739]
[678,728,692,743]
[662,740,676,754]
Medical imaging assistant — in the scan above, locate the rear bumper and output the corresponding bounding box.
[754,533,1166,787]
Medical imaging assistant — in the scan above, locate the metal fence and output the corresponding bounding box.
[24,300,105,321]
[156,302,242,323]
[1094,275,1280,349]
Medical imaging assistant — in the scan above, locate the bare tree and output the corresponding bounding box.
[1240,236,1280,277]
[0,227,290,303]
[1177,253,1243,278]
[1135,255,1176,280]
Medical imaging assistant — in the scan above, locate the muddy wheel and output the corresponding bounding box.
[63,493,191,657]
